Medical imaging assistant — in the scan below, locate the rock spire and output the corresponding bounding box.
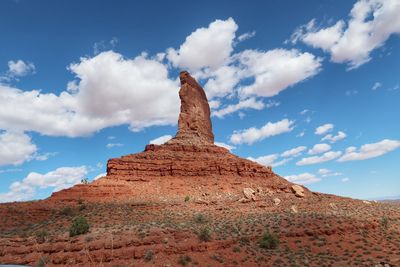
[174,71,214,144]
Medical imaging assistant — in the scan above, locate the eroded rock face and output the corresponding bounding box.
[50,71,302,203]
[174,71,214,144]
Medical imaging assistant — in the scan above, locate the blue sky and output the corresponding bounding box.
[0,0,399,202]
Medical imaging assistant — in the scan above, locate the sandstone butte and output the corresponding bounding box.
[1,71,399,266]
[50,70,309,203]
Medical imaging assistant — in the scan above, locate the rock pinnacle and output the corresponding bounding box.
[174,71,214,144]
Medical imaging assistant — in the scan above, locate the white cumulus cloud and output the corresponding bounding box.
[291,0,400,69]
[212,97,264,118]
[7,60,35,77]
[281,146,307,157]
[165,17,321,118]
[321,131,347,143]
[0,51,180,137]
[248,154,290,168]
[238,49,322,97]
[166,17,238,72]
[0,166,88,202]
[230,119,294,145]
[0,131,37,166]
[285,172,321,184]
[338,139,400,162]
[203,65,241,99]
[308,143,331,155]
[297,151,342,166]
[315,123,334,135]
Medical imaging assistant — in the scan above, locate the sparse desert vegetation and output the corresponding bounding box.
[1,196,399,266]
[69,215,90,237]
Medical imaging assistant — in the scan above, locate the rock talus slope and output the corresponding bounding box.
[51,71,305,202]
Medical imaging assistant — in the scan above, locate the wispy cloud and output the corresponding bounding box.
[106,143,124,149]
[297,151,342,166]
[285,172,321,184]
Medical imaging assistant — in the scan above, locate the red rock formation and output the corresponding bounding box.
[51,71,303,202]
[174,71,214,144]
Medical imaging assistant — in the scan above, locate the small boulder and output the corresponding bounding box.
[329,203,338,210]
[291,185,305,198]
[238,197,251,203]
[291,205,298,213]
[265,188,274,196]
[363,200,372,205]
[273,198,281,206]
[243,188,255,199]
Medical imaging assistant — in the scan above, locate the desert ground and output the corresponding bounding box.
[1,194,400,266]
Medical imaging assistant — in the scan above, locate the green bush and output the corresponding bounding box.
[259,232,279,249]
[198,227,212,242]
[184,196,190,202]
[239,236,250,245]
[69,216,90,237]
[211,254,224,263]
[194,213,207,224]
[79,203,86,211]
[35,229,49,243]
[381,216,389,229]
[60,206,74,216]
[144,250,154,262]
[36,255,48,267]
[178,255,192,266]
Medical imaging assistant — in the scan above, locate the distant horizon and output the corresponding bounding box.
[368,194,400,201]
[0,0,399,202]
